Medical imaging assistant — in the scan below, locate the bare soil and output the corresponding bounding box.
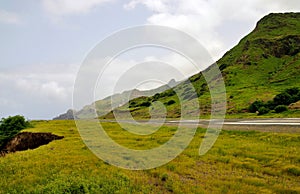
[0,132,63,156]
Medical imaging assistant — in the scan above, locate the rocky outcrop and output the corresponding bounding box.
[53,109,76,120]
[289,101,300,110]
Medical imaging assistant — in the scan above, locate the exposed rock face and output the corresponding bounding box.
[53,109,76,120]
[168,79,178,88]
[0,132,63,156]
[289,101,300,110]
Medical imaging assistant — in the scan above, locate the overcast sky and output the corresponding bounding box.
[1,0,300,120]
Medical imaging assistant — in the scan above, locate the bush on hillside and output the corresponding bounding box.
[292,90,300,102]
[249,100,265,113]
[153,93,160,101]
[274,105,288,113]
[249,87,300,115]
[285,87,299,95]
[166,100,176,106]
[257,107,269,115]
[273,87,300,106]
[164,89,176,97]
[265,100,276,110]
[273,92,292,106]
[139,101,151,107]
[129,101,137,108]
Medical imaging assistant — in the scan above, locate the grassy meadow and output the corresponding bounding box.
[0,120,299,193]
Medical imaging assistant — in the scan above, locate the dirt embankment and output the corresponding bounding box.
[0,132,63,156]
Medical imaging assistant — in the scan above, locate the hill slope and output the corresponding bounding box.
[103,12,300,119]
[54,79,179,119]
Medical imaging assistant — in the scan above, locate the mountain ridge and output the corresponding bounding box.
[53,79,180,120]
[103,12,300,119]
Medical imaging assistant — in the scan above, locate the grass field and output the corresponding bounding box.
[0,120,299,193]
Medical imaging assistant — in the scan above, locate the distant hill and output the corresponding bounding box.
[53,79,180,120]
[103,12,300,119]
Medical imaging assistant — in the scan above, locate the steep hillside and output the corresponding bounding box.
[219,12,300,113]
[104,12,300,119]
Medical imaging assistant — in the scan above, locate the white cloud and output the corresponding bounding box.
[124,0,225,60]
[42,0,114,16]
[124,0,170,12]
[15,79,68,101]
[0,64,79,119]
[0,9,20,24]
[124,0,300,60]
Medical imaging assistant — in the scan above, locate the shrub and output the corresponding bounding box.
[219,63,227,71]
[0,115,31,149]
[153,93,160,100]
[291,90,300,102]
[257,107,269,115]
[273,92,292,105]
[249,100,265,113]
[273,88,300,106]
[274,105,288,113]
[129,101,137,108]
[285,87,300,96]
[165,89,176,97]
[166,100,176,106]
[249,88,300,114]
[265,100,275,110]
[157,90,176,99]
[139,101,151,107]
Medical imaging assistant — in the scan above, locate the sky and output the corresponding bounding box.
[0,0,300,120]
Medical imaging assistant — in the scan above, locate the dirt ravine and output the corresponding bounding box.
[0,132,63,156]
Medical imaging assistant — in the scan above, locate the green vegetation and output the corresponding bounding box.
[274,105,288,113]
[257,107,270,115]
[249,87,300,115]
[249,100,265,113]
[166,100,176,105]
[101,13,300,119]
[4,12,300,193]
[0,115,31,149]
[58,82,178,119]
[0,120,299,193]
[103,89,182,119]
[2,12,300,194]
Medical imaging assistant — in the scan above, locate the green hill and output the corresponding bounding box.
[54,79,179,120]
[103,12,300,119]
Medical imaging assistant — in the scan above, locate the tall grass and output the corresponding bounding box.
[0,120,299,193]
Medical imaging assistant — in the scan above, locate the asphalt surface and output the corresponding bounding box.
[102,118,300,133]
[167,118,300,126]
[169,118,300,133]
